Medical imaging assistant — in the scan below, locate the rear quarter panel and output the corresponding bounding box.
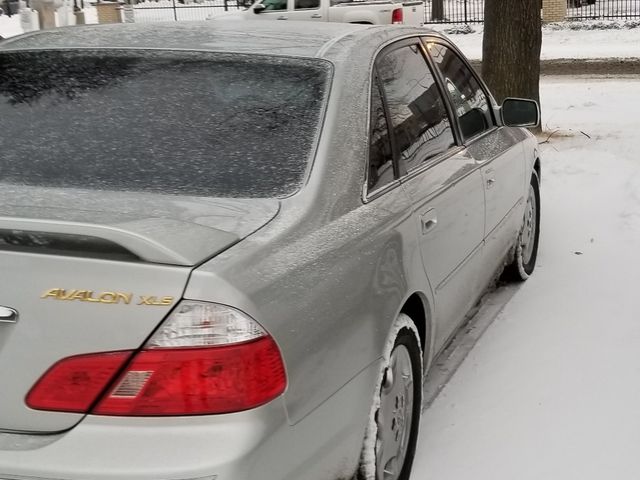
[185,48,433,427]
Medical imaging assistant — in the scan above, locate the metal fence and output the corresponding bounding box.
[131,0,243,22]
[423,0,484,23]
[567,0,640,19]
[126,0,640,24]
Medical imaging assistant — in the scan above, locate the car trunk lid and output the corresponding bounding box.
[0,186,279,433]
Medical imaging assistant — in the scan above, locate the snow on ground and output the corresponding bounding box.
[433,22,640,60]
[412,77,640,479]
[0,13,24,37]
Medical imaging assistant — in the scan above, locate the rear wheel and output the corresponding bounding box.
[503,170,540,281]
[359,315,422,480]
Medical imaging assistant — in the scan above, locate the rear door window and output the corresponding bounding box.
[0,50,331,198]
[376,43,456,173]
[295,0,319,8]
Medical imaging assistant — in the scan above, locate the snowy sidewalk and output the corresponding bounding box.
[434,23,640,61]
[411,77,640,480]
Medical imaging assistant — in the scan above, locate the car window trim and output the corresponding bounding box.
[422,36,498,145]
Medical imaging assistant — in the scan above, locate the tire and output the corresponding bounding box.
[358,316,422,480]
[503,170,541,281]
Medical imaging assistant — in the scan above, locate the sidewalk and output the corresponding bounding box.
[432,23,640,75]
[432,22,640,61]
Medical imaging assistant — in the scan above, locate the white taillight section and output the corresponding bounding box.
[146,301,267,348]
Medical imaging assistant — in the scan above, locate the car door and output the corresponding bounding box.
[425,39,527,276]
[375,40,486,351]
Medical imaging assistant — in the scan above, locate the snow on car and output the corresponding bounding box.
[0,21,539,480]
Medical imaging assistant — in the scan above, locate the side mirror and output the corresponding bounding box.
[253,3,266,13]
[501,98,540,128]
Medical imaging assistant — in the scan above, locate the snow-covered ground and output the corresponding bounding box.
[433,23,640,60]
[412,77,640,479]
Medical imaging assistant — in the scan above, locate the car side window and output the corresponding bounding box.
[262,0,287,10]
[426,42,494,141]
[376,44,456,173]
[295,0,319,8]
[368,77,395,193]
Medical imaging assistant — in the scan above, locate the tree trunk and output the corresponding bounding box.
[431,0,444,20]
[482,0,542,107]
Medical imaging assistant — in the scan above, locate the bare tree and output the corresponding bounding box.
[482,0,542,106]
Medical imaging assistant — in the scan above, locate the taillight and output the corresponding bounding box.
[26,351,132,413]
[27,301,287,416]
[391,7,403,24]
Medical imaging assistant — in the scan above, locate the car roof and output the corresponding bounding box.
[0,21,439,62]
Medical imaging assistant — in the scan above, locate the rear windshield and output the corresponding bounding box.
[0,50,331,197]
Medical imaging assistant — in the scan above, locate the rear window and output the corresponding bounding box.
[0,50,331,198]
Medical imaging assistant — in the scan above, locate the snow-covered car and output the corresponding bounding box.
[0,21,540,480]
[226,0,423,25]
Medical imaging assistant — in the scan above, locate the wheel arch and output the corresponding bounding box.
[533,158,541,184]
[399,291,433,368]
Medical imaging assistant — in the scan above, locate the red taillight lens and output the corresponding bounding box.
[26,351,132,413]
[26,301,287,416]
[391,7,403,23]
[94,337,286,416]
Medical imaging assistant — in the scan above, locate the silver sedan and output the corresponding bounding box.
[0,21,540,480]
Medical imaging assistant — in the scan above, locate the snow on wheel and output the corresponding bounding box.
[504,170,541,281]
[359,314,422,480]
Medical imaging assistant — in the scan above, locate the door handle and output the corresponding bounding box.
[311,13,322,17]
[277,15,288,19]
[420,209,438,235]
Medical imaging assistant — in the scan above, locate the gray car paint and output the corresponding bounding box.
[0,22,538,480]
[0,185,280,265]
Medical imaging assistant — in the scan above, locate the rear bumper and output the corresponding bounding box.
[0,359,379,480]
[0,398,287,480]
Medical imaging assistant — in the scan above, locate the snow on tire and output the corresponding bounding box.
[358,313,422,480]
[503,170,541,282]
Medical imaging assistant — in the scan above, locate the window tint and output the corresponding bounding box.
[427,42,493,141]
[295,0,319,8]
[262,0,287,10]
[377,44,455,173]
[368,78,395,193]
[0,50,331,198]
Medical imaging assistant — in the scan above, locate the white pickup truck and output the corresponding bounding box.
[234,0,423,26]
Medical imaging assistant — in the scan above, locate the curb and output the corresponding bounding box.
[469,57,640,75]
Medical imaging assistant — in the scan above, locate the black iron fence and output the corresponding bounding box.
[130,0,243,22]
[125,0,640,24]
[423,0,484,23]
[567,0,640,19]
